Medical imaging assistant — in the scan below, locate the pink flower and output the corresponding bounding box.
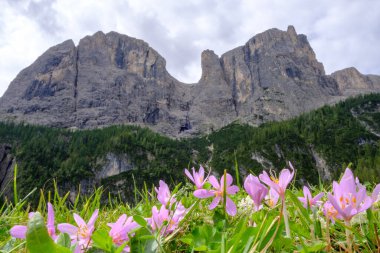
[259,166,294,200]
[372,184,380,203]
[266,188,280,208]
[58,209,99,251]
[107,214,138,252]
[298,186,324,209]
[149,203,186,235]
[244,174,268,211]
[194,173,239,216]
[155,180,175,206]
[10,202,57,240]
[323,201,338,224]
[185,166,208,189]
[327,168,372,221]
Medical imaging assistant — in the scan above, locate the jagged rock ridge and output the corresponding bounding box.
[1,26,379,137]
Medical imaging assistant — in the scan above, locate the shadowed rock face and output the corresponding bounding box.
[0,26,379,137]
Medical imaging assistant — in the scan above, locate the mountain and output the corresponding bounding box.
[1,94,379,202]
[1,26,379,137]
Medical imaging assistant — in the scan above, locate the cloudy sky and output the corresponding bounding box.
[1,0,379,97]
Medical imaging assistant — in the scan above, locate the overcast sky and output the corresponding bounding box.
[1,0,380,97]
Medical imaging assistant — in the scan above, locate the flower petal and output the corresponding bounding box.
[109,214,127,230]
[88,209,99,227]
[209,196,221,210]
[298,197,307,208]
[279,169,293,190]
[259,171,280,193]
[372,184,380,203]
[156,180,172,205]
[185,169,195,183]
[227,185,239,195]
[340,168,356,193]
[10,225,27,239]
[244,174,254,196]
[303,186,312,200]
[208,176,220,189]
[57,223,78,236]
[28,212,36,219]
[73,244,81,253]
[73,213,86,227]
[199,166,205,179]
[226,197,237,216]
[313,192,324,203]
[221,173,233,187]
[358,196,373,214]
[47,202,55,226]
[328,193,347,220]
[194,189,214,198]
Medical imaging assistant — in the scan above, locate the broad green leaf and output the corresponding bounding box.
[56,233,71,248]
[26,212,70,253]
[133,215,148,227]
[92,229,113,251]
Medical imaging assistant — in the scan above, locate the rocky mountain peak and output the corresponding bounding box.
[330,67,380,95]
[287,25,297,38]
[1,26,379,137]
[200,50,224,84]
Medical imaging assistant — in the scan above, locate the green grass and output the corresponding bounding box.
[0,166,379,252]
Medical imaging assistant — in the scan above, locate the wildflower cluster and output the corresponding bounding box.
[8,164,380,252]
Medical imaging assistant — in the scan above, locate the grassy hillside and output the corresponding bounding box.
[0,93,380,201]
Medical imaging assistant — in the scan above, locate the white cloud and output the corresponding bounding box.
[1,0,379,97]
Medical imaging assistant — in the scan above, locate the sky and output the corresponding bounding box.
[1,0,380,97]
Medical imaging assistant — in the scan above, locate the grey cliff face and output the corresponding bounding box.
[331,67,380,96]
[1,26,379,137]
[0,40,77,127]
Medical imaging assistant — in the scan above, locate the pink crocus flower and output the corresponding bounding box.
[244,174,268,211]
[149,203,186,235]
[260,164,294,238]
[266,188,280,208]
[107,214,139,252]
[10,202,57,240]
[185,166,208,189]
[298,186,324,209]
[155,180,176,206]
[323,201,339,224]
[327,168,372,221]
[259,166,294,200]
[58,209,99,251]
[194,173,239,216]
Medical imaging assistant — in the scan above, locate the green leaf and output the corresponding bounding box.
[144,239,158,253]
[114,241,129,253]
[26,212,70,253]
[92,229,113,251]
[299,241,327,252]
[179,235,193,246]
[56,233,71,248]
[139,235,156,240]
[133,215,148,228]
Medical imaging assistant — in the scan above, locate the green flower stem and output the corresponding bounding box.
[311,207,317,240]
[282,199,291,238]
[223,169,227,220]
[345,219,353,253]
[325,218,332,252]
